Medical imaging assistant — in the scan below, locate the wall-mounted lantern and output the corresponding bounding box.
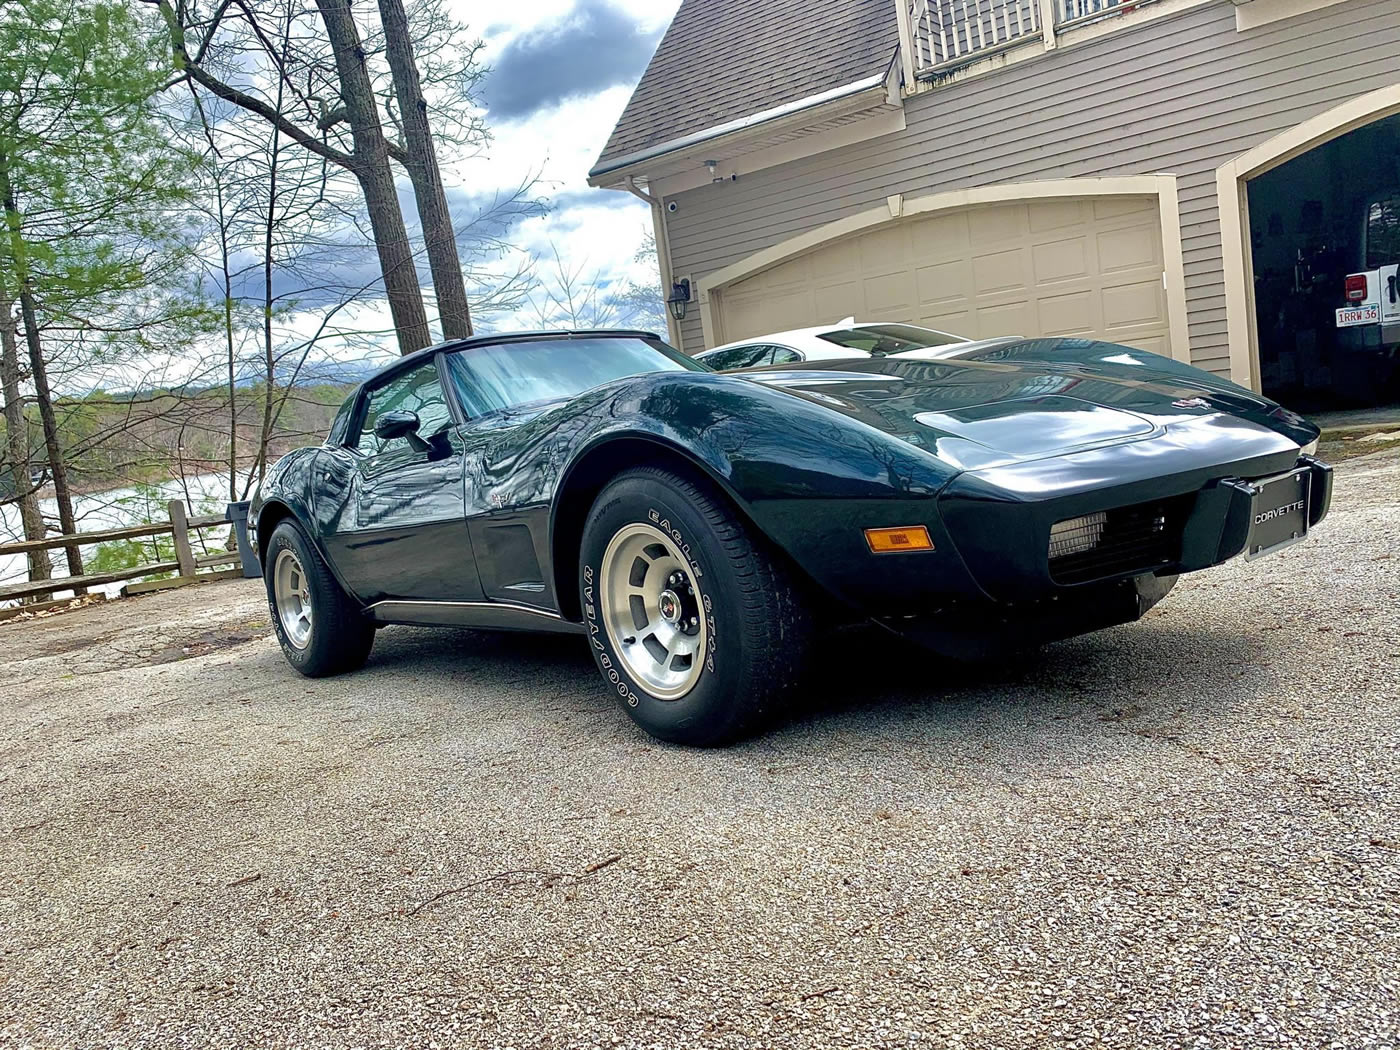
[667,278,692,322]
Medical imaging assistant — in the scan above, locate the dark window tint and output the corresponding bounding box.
[356,364,452,455]
[769,346,804,365]
[696,348,736,370]
[1366,195,1400,270]
[700,344,774,371]
[817,324,964,354]
[445,336,703,418]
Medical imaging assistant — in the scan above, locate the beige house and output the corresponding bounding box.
[590,0,1400,405]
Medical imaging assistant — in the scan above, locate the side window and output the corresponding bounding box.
[770,346,803,365]
[738,345,776,369]
[699,347,740,370]
[1366,195,1400,270]
[356,364,452,455]
[705,344,775,371]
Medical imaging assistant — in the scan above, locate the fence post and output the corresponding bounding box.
[168,500,196,579]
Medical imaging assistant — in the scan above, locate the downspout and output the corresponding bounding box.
[624,176,684,352]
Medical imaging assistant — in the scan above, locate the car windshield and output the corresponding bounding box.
[444,336,707,418]
[817,324,964,354]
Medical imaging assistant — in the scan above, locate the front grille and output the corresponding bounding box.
[1048,495,1194,585]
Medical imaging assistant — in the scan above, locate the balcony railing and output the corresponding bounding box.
[900,0,1156,78]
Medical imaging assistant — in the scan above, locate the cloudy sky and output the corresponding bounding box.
[90,0,681,393]
[441,0,680,329]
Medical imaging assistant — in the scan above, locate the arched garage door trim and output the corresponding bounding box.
[696,175,1190,362]
[1218,83,1400,393]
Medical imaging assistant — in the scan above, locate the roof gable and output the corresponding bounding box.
[594,0,898,173]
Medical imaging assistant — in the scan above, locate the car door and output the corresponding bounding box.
[324,358,484,604]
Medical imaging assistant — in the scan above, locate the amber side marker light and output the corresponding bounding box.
[864,526,935,554]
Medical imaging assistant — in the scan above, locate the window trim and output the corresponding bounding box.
[768,344,806,365]
[345,352,457,453]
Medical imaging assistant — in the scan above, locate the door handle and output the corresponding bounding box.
[1389,275,1397,304]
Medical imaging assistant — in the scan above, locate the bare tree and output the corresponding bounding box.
[377,0,471,339]
[151,0,430,354]
[524,239,666,332]
[151,0,494,356]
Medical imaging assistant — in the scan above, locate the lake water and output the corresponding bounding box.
[0,471,256,602]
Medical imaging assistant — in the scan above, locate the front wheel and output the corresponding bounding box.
[579,466,810,746]
[264,519,374,677]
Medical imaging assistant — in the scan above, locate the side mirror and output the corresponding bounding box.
[374,410,420,442]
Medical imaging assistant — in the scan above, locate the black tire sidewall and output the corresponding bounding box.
[580,472,752,744]
[263,520,369,676]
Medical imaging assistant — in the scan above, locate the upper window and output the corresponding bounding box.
[1365,194,1400,270]
[444,336,704,419]
[770,347,804,365]
[356,363,453,455]
[817,324,964,354]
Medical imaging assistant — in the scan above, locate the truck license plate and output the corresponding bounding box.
[1245,468,1311,561]
[1336,303,1381,327]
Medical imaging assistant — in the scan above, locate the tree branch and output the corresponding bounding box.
[146,0,356,172]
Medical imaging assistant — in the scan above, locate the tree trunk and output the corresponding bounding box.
[377,0,472,341]
[0,149,82,585]
[315,0,433,356]
[0,292,51,584]
[255,112,282,497]
[214,181,237,503]
[15,285,82,584]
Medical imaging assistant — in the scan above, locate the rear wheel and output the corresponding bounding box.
[579,466,810,746]
[264,519,374,677]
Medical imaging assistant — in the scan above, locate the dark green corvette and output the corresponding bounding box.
[249,329,1331,745]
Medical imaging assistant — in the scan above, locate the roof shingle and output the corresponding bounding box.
[593,0,898,172]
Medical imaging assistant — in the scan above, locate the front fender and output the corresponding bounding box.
[553,373,990,613]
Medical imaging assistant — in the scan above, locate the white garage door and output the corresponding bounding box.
[713,196,1171,358]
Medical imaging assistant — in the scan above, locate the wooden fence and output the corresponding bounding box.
[0,500,245,605]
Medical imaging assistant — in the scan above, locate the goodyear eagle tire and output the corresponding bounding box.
[264,519,374,677]
[579,466,810,746]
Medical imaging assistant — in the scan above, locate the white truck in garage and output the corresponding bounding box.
[1335,194,1400,353]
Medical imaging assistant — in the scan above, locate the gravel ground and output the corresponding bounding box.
[2,450,1398,1049]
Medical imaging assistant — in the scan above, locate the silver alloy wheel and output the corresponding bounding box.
[273,548,313,650]
[599,522,708,700]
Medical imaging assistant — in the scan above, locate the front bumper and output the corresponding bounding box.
[1178,455,1331,570]
[873,455,1331,658]
[936,450,1331,603]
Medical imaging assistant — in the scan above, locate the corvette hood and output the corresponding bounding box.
[738,340,1316,471]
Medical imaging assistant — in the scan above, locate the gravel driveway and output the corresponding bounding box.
[2,450,1398,1049]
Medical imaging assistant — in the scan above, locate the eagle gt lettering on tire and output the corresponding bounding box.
[579,466,810,746]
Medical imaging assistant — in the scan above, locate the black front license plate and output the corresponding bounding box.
[1245,468,1311,561]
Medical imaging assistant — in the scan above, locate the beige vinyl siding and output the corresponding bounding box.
[663,0,1400,376]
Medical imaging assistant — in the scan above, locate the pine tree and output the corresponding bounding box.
[0,0,205,581]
